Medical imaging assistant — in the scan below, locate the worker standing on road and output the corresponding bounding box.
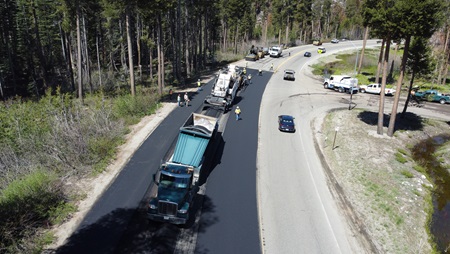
[235,106,241,121]
[270,63,274,71]
[259,69,262,76]
[248,74,252,84]
[177,94,181,107]
[184,92,190,107]
[243,68,246,75]
[197,79,202,92]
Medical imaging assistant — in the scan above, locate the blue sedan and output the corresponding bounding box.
[278,115,296,132]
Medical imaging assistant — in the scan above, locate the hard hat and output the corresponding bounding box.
[237,106,239,108]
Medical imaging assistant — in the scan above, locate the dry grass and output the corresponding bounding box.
[319,109,449,253]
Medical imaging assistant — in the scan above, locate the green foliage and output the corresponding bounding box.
[0,170,67,252]
[400,170,414,178]
[413,164,426,174]
[395,152,408,163]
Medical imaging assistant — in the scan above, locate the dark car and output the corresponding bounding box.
[278,115,296,132]
[283,69,295,81]
[304,51,311,57]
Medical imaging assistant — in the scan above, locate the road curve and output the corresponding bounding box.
[257,41,379,254]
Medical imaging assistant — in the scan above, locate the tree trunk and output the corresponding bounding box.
[358,27,369,74]
[185,2,191,77]
[31,0,49,89]
[401,71,416,116]
[126,10,135,96]
[82,15,92,94]
[59,22,75,92]
[375,40,385,84]
[377,38,390,135]
[136,14,142,81]
[438,28,450,85]
[387,36,410,137]
[96,35,102,89]
[76,4,83,102]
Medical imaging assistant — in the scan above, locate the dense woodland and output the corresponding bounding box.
[0,0,370,100]
[0,0,449,253]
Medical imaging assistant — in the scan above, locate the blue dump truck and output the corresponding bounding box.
[148,113,219,224]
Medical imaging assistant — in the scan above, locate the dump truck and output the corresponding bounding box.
[148,113,219,225]
[204,64,243,111]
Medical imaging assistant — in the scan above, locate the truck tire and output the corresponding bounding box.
[440,99,446,104]
[338,87,344,93]
[360,89,366,93]
[324,83,328,89]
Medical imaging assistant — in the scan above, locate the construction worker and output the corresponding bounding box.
[197,79,202,92]
[259,69,262,76]
[235,106,241,121]
[243,68,246,75]
[270,63,274,71]
[248,74,252,84]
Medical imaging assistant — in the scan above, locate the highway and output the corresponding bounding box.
[55,40,450,254]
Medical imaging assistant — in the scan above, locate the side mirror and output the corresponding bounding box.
[153,174,159,185]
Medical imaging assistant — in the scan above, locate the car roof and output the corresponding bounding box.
[284,69,295,73]
[279,115,294,120]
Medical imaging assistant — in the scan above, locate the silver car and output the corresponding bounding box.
[283,69,295,81]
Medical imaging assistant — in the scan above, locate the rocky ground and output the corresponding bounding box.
[315,108,450,253]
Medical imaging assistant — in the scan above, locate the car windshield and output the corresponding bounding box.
[282,119,293,124]
[159,174,189,189]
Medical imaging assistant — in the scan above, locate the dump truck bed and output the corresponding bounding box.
[172,113,218,167]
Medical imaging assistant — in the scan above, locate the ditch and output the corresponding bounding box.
[411,134,450,253]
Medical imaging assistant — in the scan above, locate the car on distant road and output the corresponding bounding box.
[278,115,296,132]
[331,38,339,43]
[304,52,311,57]
[283,69,296,81]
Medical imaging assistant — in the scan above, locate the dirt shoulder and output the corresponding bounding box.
[314,108,450,253]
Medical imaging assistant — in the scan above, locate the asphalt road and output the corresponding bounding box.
[55,40,450,254]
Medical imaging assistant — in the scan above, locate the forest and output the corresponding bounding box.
[0,0,448,253]
[0,0,369,100]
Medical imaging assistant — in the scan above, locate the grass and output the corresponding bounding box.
[395,152,408,163]
[401,170,414,178]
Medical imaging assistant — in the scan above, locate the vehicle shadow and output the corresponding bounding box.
[357,110,424,131]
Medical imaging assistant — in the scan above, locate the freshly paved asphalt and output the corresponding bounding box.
[56,68,267,253]
[194,68,269,254]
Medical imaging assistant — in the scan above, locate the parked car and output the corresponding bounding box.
[331,38,339,43]
[263,47,269,55]
[317,47,326,53]
[359,83,396,96]
[278,115,296,132]
[283,69,296,81]
[304,52,311,57]
[414,89,450,104]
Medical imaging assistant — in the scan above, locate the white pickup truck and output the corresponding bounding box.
[359,83,396,96]
[323,75,359,93]
[269,46,282,58]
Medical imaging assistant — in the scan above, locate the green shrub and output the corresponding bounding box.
[0,170,67,252]
[395,152,408,163]
[400,170,414,178]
